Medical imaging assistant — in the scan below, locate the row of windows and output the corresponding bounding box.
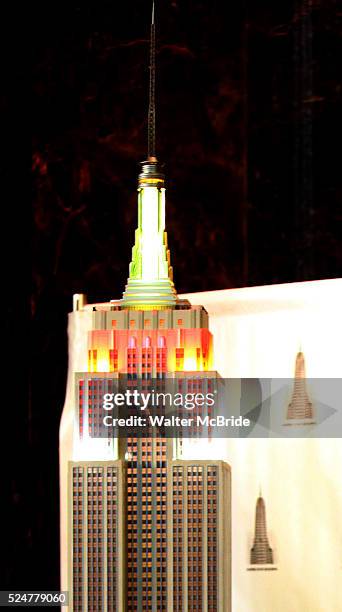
[86,345,209,374]
[125,318,184,329]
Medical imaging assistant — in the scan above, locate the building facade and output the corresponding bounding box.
[60,155,231,611]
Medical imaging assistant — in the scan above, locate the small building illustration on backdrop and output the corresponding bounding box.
[284,349,316,426]
[248,491,277,571]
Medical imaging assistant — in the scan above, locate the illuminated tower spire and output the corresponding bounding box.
[285,349,315,425]
[249,493,277,570]
[122,0,177,309]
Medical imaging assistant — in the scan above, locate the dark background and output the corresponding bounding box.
[3,0,341,590]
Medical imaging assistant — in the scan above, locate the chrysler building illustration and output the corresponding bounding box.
[248,492,277,571]
[59,4,231,611]
[285,349,315,425]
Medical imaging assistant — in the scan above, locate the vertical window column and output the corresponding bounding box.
[87,467,104,611]
[72,467,84,612]
[106,467,118,612]
[172,466,183,611]
[187,466,203,612]
[207,467,217,611]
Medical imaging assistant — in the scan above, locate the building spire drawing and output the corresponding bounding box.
[248,493,277,570]
[122,0,177,309]
[285,349,315,425]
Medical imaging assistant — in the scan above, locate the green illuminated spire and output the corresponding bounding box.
[122,1,177,309]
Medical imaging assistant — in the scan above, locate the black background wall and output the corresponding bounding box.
[2,0,341,589]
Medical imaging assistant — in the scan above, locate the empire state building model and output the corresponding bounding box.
[59,4,231,610]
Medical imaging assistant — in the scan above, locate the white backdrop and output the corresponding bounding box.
[182,279,342,612]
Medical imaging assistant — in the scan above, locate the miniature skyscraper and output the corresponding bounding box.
[59,4,231,610]
[285,349,315,425]
[248,493,277,571]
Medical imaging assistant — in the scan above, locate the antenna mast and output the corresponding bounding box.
[148,1,156,160]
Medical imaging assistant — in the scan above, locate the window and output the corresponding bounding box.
[158,336,166,348]
[109,349,118,371]
[128,336,137,349]
[175,348,184,371]
[144,336,151,348]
